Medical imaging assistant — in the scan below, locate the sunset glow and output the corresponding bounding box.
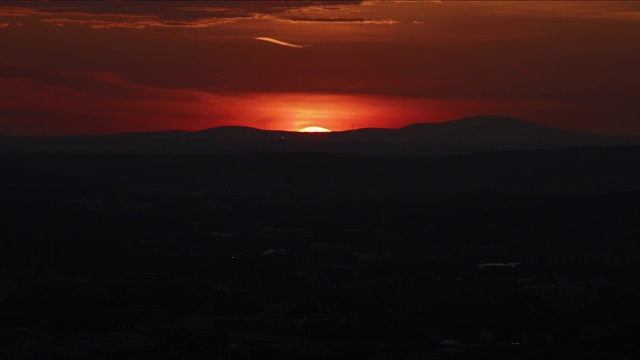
[4,2,640,355]
[0,1,639,135]
[299,126,331,133]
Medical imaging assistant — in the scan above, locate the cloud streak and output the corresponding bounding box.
[255,37,304,48]
[0,3,383,30]
[0,5,265,29]
[280,16,397,25]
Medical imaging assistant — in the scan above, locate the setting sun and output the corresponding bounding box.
[299,126,331,133]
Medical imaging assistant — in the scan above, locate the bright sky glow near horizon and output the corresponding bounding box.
[1,1,639,135]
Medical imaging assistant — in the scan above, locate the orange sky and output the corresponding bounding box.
[1,1,639,135]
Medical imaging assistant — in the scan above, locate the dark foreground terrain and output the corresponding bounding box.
[2,146,640,359]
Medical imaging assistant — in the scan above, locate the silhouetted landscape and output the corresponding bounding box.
[4,0,640,357]
[3,116,639,155]
[2,117,640,359]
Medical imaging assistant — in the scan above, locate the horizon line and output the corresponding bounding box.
[0,115,615,138]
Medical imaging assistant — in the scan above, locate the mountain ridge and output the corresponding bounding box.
[1,115,636,155]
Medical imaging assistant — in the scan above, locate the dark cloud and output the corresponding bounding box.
[0,1,366,29]
[0,5,261,29]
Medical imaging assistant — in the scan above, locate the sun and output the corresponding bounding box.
[299,126,331,133]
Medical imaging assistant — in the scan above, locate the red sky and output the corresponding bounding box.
[1,1,639,135]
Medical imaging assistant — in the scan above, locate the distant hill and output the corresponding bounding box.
[1,115,638,155]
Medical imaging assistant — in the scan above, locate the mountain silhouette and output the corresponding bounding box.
[1,115,636,155]
[398,116,599,142]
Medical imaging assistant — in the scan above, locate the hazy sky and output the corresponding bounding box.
[1,1,639,135]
